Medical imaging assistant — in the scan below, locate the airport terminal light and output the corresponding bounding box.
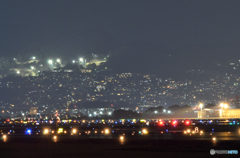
[224,104,228,109]
[48,59,53,64]
[220,103,224,108]
[199,103,203,111]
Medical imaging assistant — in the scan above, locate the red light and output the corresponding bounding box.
[159,121,163,125]
[172,120,177,125]
[185,120,190,125]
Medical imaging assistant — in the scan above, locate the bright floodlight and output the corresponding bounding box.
[57,59,61,63]
[16,71,20,74]
[154,111,158,114]
[167,110,171,113]
[163,109,166,112]
[220,103,224,108]
[48,60,53,64]
[32,56,36,60]
[199,103,203,108]
[108,112,112,115]
[79,58,83,62]
[224,104,228,109]
[31,66,34,70]
[72,60,75,63]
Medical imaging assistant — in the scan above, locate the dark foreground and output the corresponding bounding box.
[1,135,240,158]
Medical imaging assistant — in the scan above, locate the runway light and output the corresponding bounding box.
[44,129,49,134]
[212,137,216,141]
[159,121,164,126]
[26,129,31,134]
[185,120,190,125]
[53,136,57,142]
[105,129,109,134]
[72,129,77,134]
[184,131,187,134]
[172,120,177,125]
[2,135,7,142]
[187,129,191,133]
[200,130,203,134]
[120,136,124,140]
[120,136,124,145]
[142,129,148,134]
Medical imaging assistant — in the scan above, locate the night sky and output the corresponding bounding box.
[1,0,240,77]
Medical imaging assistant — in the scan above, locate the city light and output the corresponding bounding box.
[79,58,84,62]
[72,60,75,63]
[48,60,53,64]
[57,59,61,63]
[16,71,20,74]
[167,110,171,113]
[31,66,34,70]
[32,56,36,60]
[163,109,166,112]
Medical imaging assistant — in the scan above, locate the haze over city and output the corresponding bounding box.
[1,1,240,157]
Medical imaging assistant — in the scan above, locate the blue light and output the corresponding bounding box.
[26,129,31,134]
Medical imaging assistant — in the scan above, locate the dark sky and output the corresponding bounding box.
[1,0,240,76]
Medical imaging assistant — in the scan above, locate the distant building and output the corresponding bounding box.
[29,107,38,115]
[198,108,240,118]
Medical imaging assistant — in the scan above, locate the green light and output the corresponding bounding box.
[229,123,233,125]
